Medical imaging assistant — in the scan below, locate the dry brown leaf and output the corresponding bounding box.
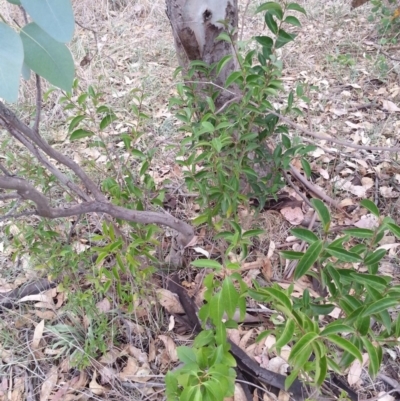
[32,319,45,350]
[99,348,120,365]
[354,214,379,229]
[119,357,139,381]
[17,293,54,306]
[377,392,395,401]
[127,345,148,363]
[382,99,400,112]
[156,289,184,314]
[227,329,241,346]
[96,298,111,313]
[380,186,399,198]
[278,390,290,401]
[233,383,248,401]
[261,258,273,281]
[148,338,156,362]
[239,328,254,349]
[168,315,175,331]
[280,206,304,225]
[158,335,178,362]
[347,353,369,387]
[267,357,289,375]
[35,310,56,320]
[123,320,145,335]
[89,371,106,396]
[40,366,58,401]
[10,376,24,401]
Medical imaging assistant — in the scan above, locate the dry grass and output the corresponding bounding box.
[1,0,400,399]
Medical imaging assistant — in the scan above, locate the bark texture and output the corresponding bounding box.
[166,0,239,108]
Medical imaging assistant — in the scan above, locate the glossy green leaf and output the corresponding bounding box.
[289,332,319,363]
[275,29,296,49]
[0,23,24,102]
[265,13,278,34]
[209,292,224,324]
[20,23,74,91]
[342,228,374,238]
[326,335,362,362]
[100,114,117,130]
[221,277,239,319]
[361,337,379,378]
[70,129,94,140]
[360,199,380,217]
[310,199,330,232]
[325,247,362,262]
[301,158,311,178]
[259,287,292,311]
[191,259,222,270]
[316,355,328,387]
[286,2,307,14]
[294,240,323,280]
[362,297,399,317]
[290,227,319,243]
[387,223,400,238]
[320,323,355,337]
[68,115,86,132]
[21,0,74,42]
[276,319,295,351]
[284,15,301,27]
[364,249,387,266]
[280,251,304,260]
[177,346,197,364]
[256,2,283,15]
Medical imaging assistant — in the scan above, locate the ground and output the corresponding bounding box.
[0,0,400,400]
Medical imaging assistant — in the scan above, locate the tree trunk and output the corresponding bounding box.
[165,0,239,108]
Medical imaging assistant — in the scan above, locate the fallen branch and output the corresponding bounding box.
[0,175,194,246]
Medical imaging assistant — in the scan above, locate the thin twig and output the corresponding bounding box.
[289,165,340,208]
[282,169,312,208]
[33,74,42,133]
[239,0,252,42]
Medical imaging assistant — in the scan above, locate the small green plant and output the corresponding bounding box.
[170,1,311,227]
[249,198,400,389]
[326,53,356,67]
[368,0,400,43]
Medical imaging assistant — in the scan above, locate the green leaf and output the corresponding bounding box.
[350,273,388,291]
[362,297,399,317]
[326,335,362,362]
[310,199,331,232]
[242,229,265,238]
[70,129,94,140]
[21,0,74,43]
[342,228,374,238]
[316,355,328,387]
[68,115,86,132]
[265,13,278,34]
[320,323,355,337]
[284,15,301,27]
[290,227,318,243]
[209,292,224,325]
[225,71,242,87]
[294,240,323,280]
[21,62,31,80]
[256,2,283,15]
[260,287,292,311]
[20,23,74,91]
[177,346,197,364]
[221,277,239,319]
[275,29,296,49]
[276,319,295,351]
[286,2,307,14]
[100,114,117,130]
[301,158,311,178]
[361,337,379,378]
[289,332,319,364]
[216,55,233,76]
[364,249,387,266]
[280,251,304,260]
[191,259,222,270]
[7,0,21,3]
[360,199,380,217]
[0,23,24,103]
[325,247,363,263]
[387,223,400,238]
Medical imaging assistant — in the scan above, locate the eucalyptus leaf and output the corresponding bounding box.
[20,23,74,91]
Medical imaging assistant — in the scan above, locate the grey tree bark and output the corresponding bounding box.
[165,0,239,108]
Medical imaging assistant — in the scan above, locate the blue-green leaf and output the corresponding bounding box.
[0,23,24,102]
[20,23,74,91]
[21,0,74,43]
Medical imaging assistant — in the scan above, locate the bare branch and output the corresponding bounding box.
[0,101,106,202]
[0,175,195,244]
[33,74,42,133]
